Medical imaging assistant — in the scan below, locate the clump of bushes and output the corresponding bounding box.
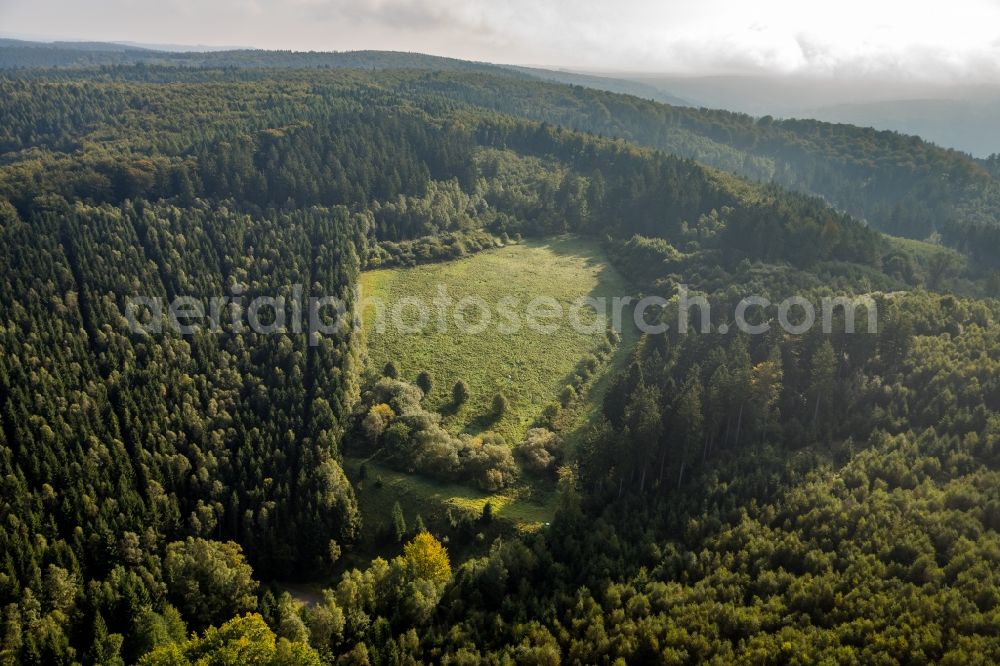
[537,402,561,428]
[369,229,499,268]
[516,427,563,475]
[359,378,517,490]
[362,403,394,440]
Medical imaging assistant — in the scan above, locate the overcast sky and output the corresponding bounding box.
[3,0,1000,80]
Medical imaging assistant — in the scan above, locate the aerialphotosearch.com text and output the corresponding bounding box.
[125,283,878,343]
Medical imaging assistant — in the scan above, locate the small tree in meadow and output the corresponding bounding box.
[416,371,433,396]
[453,380,470,406]
[492,393,509,418]
[392,501,407,543]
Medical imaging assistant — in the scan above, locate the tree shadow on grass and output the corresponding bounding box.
[464,408,504,437]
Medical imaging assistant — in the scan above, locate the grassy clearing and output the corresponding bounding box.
[359,235,635,444]
[350,236,638,547]
[277,456,555,594]
[886,234,968,272]
[342,456,554,568]
[347,457,554,531]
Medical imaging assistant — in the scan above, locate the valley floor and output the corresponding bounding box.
[346,234,639,560]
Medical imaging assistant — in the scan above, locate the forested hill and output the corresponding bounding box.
[0,39,691,105]
[0,66,900,663]
[504,65,692,106]
[0,63,998,663]
[385,71,1000,265]
[0,39,502,72]
[3,42,997,264]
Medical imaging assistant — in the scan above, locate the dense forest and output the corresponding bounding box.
[4,44,997,266]
[0,54,997,664]
[386,71,1000,267]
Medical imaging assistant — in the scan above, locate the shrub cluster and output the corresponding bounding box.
[359,378,518,490]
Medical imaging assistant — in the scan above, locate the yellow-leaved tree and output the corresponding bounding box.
[138,613,321,665]
[402,532,451,588]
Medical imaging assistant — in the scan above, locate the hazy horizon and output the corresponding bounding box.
[3,0,1000,83]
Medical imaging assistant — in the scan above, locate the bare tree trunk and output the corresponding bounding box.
[677,460,685,488]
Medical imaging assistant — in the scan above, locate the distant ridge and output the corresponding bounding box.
[0,37,150,52]
[505,65,690,106]
[0,38,690,105]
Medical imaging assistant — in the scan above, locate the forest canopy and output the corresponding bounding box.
[0,55,997,664]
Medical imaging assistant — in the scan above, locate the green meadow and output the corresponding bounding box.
[359,235,636,444]
[345,456,554,549]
